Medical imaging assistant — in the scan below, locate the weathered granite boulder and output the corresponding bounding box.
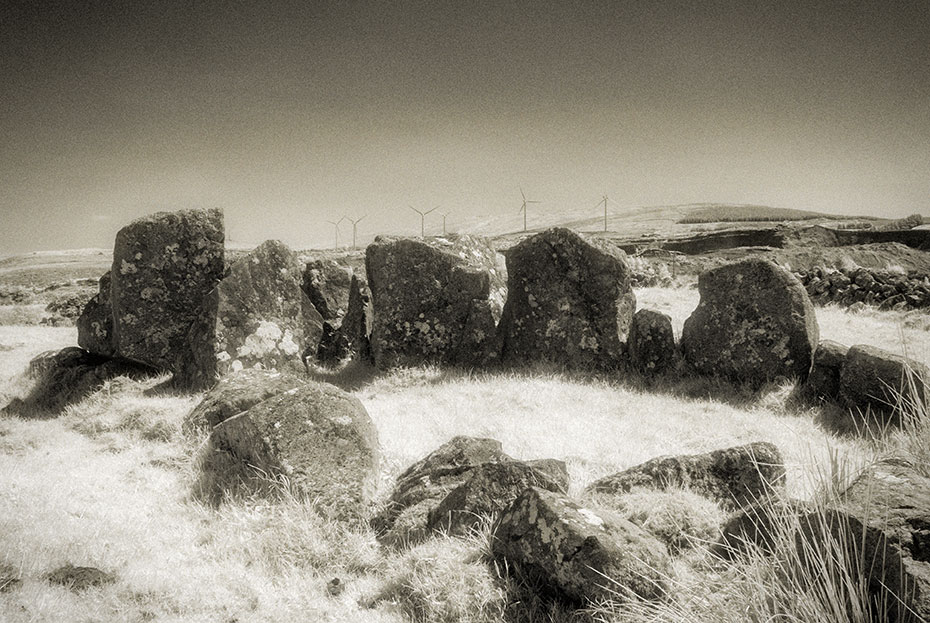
[366,235,506,368]
[2,347,154,416]
[681,259,819,387]
[499,228,635,370]
[302,259,352,322]
[110,208,225,371]
[182,368,308,437]
[209,382,380,518]
[372,436,512,545]
[586,442,785,510]
[628,308,677,375]
[427,461,566,536]
[525,458,570,493]
[839,344,929,423]
[339,273,373,362]
[804,340,849,403]
[179,240,322,389]
[492,487,670,605]
[76,271,115,357]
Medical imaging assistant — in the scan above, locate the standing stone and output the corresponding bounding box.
[76,271,115,357]
[585,442,786,510]
[302,258,352,322]
[499,228,635,370]
[365,235,506,368]
[839,344,929,423]
[209,382,380,518]
[804,340,849,403]
[681,259,819,387]
[628,309,677,375]
[339,273,373,362]
[492,487,670,605]
[110,208,225,370]
[180,240,322,389]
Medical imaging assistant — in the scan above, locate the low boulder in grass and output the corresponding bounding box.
[2,347,155,416]
[76,271,115,357]
[182,368,307,437]
[803,340,849,403]
[839,344,929,424]
[372,436,512,545]
[47,564,116,591]
[427,461,566,536]
[628,308,677,375]
[681,259,819,387]
[585,442,785,511]
[208,382,380,519]
[365,235,506,369]
[492,487,670,605]
[499,228,636,370]
[180,240,323,389]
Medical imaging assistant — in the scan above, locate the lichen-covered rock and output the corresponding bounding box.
[365,235,506,368]
[804,340,849,403]
[628,308,677,375]
[338,273,373,363]
[427,461,566,536]
[209,382,380,518]
[499,228,635,370]
[76,271,115,357]
[302,259,352,322]
[585,442,785,510]
[182,368,307,437]
[681,259,819,387]
[315,320,350,366]
[492,487,670,605]
[525,458,570,493]
[839,344,929,423]
[372,436,512,545]
[110,208,225,370]
[2,347,154,416]
[180,240,322,389]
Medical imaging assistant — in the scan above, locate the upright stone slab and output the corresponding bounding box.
[76,271,115,357]
[339,273,373,362]
[681,259,818,387]
[804,340,849,403]
[499,228,635,370]
[302,258,352,322]
[365,235,506,368]
[628,308,677,375]
[839,344,929,423]
[209,382,380,519]
[180,240,322,389]
[110,208,225,370]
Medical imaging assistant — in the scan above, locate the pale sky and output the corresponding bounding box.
[2,1,928,253]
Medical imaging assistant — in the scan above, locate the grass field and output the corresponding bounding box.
[0,288,926,622]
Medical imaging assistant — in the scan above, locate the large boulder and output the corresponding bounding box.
[499,228,635,370]
[681,259,819,387]
[427,461,566,536]
[492,487,670,605]
[301,259,352,322]
[804,340,849,403]
[627,308,677,375]
[585,442,785,510]
[365,235,506,368]
[839,344,929,423]
[179,240,322,389]
[110,208,225,371]
[181,368,308,437]
[209,382,380,518]
[76,271,115,357]
[372,436,512,545]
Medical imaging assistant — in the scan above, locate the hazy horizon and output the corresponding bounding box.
[3,1,929,254]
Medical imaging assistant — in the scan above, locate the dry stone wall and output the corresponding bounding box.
[796,266,930,310]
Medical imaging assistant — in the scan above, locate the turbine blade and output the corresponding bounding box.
[520,187,526,201]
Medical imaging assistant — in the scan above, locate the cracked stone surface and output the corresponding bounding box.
[681,258,819,387]
[498,228,635,370]
[492,487,670,605]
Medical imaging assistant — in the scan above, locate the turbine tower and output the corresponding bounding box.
[518,188,540,232]
[409,205,439,237]
[440,211,451,235]
[346,215,366,249]
[596,195,609,232]
[326,217,345,249]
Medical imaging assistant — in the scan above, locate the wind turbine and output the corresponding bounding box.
[326,217,345,249]
[518,188,540,232]
[596,194,609,232]
[346,215,366,249]
[440,211,451,235]
[409,205,439,237]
